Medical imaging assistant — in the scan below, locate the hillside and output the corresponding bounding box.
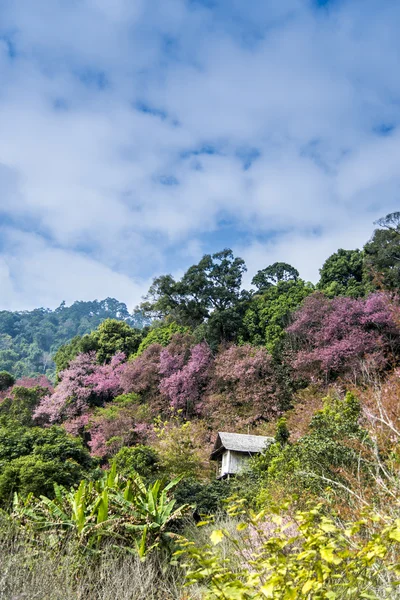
[1,212,400,598]
[0,298,148,380]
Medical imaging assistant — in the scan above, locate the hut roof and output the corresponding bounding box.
[210,432,273,460]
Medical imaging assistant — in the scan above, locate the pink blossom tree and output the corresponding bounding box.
[287,292,400,381]
[14,376,54,392]
[0,375,54,402]
[120,344,163,402]
[34,352,126,424]
[206,344,281,425]
[159,342,212,417]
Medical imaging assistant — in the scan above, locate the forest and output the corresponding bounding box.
[1,212,400,599]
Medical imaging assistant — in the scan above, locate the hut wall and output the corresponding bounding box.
[229,451,251,474]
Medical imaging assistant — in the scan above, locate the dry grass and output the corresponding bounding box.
[0,517,198,600]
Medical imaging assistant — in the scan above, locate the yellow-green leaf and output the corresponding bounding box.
[302,580,314,594]
[210,530,224,546]
[261,582,275,597]
[389,528,400,542]
[320,548,342,565]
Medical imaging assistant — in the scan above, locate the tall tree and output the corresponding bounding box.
[318,248,367,298]
[241,279,313,352]
[140,249,247,336]
[252,262,299,292]
[364,212,400,291]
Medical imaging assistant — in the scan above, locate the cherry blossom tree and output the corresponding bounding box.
[287,292,400,381]
[120,344,163,400]
[34,352,126,424]
[206,344,281,425]
[159,342,212,417]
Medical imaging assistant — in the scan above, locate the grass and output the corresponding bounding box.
[0,515,196,600]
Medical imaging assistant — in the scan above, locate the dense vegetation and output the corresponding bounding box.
[1,212,400,599]
[0,298,149,380]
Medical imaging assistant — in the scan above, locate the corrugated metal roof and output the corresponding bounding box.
[211,432,274,459]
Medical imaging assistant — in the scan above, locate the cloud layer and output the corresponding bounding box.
[0,0,399,310]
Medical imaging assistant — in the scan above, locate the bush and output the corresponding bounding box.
[0,455,86,505]
[113,445,160,480]
[179,501,400,599]
[174,478,232,515]
[0,370,15,391]
[0,424,93,505]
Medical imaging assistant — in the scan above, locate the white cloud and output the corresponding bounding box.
[0,228,150,311]
[0,0,399,310]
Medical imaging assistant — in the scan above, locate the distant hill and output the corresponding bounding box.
[0,298,147,380]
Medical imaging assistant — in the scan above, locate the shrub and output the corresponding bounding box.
[0,370,15,391]
[0,424,93,505]
[14,463,190,559]
[179,501,400,599]
[113,445,160,481]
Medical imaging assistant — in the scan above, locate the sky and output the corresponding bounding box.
[0,0,399,311]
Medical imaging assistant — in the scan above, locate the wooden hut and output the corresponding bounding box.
[210,432,274,479]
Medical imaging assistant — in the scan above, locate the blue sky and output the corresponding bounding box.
[0,0,399,310]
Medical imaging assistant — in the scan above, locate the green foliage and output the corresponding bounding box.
[54,319,145,374]
[0,384,49,427]
[141,249,247,344]
[113,445,160,481]
[0,298,144,379]
[53,334,98,375]
[364,212,400,290]
[90,319,145,363]
[174,478,232,515]
[318,248,368,298]
[14,463,190,558]
[252,262,299,291]
[136,322,189,356]
[252,392,366,498]
[0,370,15,391]
[0,455,87,506]
[0,425,93,506]
[179,501,400,599]
[241,279,313,352]
[275,417,290,446]
[154,416,204,479]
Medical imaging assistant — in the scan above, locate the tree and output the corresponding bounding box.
[53,334,97,375]
[136,322,189,356]
[251,262,299,291]
[0,424,93,505]
[0,383,53,427]
[364,212,400,290]
[34,352,126,424]
[0,371,15,391]
[287,292,400,381]
[121,344,163,406]
[241,279,313,352]
[140,249,247,334]
[153,416,205,479]
[53,319,144,374]
[205,344,281,427]
[159,342,212,418]
[89,319,144,364]
[318,248,367,298]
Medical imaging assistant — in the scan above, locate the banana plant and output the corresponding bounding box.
[13,461,191,558]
